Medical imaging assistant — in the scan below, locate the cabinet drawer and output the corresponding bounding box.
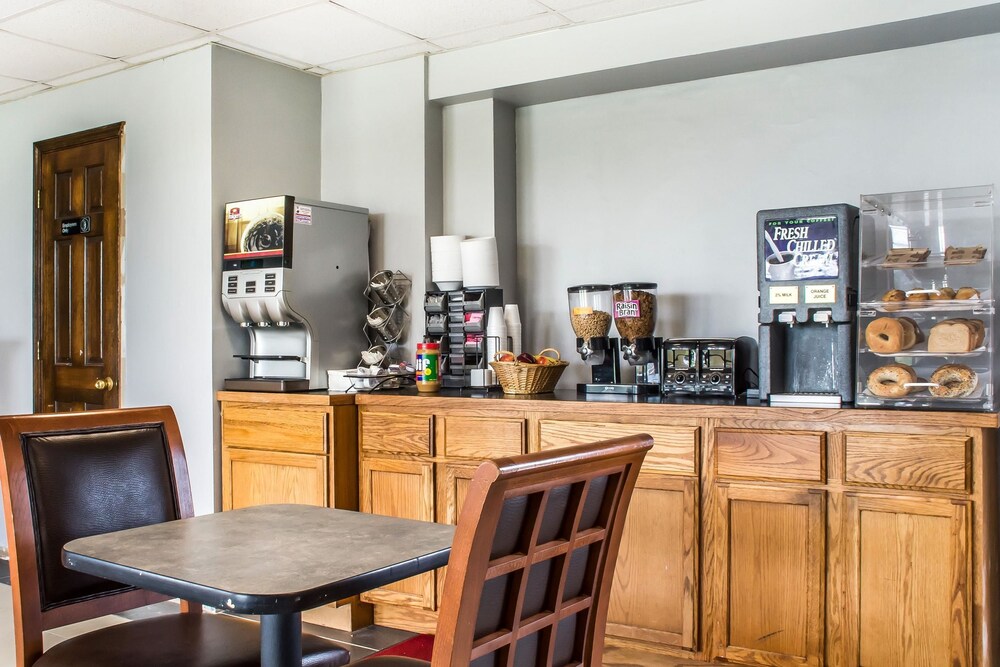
[844,431,970,492]
[442,416,524,459]
[715,429,825,483]
[222,403,328,454]
[538,420,698,476]
[361,411,434,456]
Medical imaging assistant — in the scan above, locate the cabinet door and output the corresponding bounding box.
[360,457,436,610]
[222,448,326,510]
[714,485,825,667]
[436,462,479,600]
[606,474,698,651]
[843,494,970,667]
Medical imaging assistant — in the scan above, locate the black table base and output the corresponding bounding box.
[261,612,302,667]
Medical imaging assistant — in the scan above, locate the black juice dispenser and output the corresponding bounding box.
[757,204,859,406]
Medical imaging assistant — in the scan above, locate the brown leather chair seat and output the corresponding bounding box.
[35,613,348,667]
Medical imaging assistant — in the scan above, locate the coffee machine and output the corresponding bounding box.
[222,196,369,391]
[757,204,859,406]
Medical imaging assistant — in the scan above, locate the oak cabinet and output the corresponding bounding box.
[223,448,326,510]
[538,416,701,654]
[360,456,437,610]
[843,494,970,667]
[713,484,825,667]
[606,474,699,650]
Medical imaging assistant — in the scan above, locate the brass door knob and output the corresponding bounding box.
[95,377,115,391]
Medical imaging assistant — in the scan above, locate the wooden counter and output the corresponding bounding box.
[221,390,1000,666]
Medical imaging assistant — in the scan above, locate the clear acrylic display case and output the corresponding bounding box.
[856,185,997,410]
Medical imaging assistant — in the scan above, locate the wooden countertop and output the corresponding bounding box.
[217,388,999,428]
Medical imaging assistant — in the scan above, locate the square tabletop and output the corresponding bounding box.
[62,504,455,616]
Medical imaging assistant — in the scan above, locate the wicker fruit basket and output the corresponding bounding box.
[489,348,568,395]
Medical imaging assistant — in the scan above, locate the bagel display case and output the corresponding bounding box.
[856,185,997,410]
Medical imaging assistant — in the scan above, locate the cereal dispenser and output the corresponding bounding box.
[612,282,661,393]
[568,285,623,393]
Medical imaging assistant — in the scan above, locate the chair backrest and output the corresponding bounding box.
[0,406,196,667]
[432,434,652,667]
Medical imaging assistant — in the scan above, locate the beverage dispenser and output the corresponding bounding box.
[757,204,859,406]
[222,196,369,391]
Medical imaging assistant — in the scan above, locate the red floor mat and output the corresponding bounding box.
[367,633,434,661]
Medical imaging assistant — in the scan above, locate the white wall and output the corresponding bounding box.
[0,48,215,546]
[321,56,443,353]
[517,34,1000,385]
[211,46,321,508]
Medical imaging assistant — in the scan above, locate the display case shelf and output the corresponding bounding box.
[856,185,997,411]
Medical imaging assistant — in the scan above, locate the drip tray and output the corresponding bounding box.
[224,377,310,392]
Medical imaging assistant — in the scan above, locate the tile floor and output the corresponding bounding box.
[0,557,413,665]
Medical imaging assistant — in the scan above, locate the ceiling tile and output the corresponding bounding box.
[431,13,567,50]
[320,41,438,72]
[43,59,127,85]
[0,0,56,21]
[0,82,49,102]
[213,37,312,70]
[0,73,35,94]
[120,34,212,64]
[535,0,603,11]
[220,3,419,67]
[1,0,204,58]
[0,30,111,81]
[334,0,551,39]
[108,0,324,31]
[559,0,701,22]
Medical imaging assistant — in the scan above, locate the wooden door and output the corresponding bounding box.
[361,457,436,610]
[606,474,698,651]
[436,461,478,600]
[714,484,825,667]
[34,123,124,412]
[843,494,970,667]
[222,448,326,510]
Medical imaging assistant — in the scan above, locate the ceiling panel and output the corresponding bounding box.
[0,81,49,102]
[431,12,567,50]
[560,0,701,22]
[121,34,213,65]
[0,30,110,81]
[220,3,420,66]
[43,59,127,85]
[0,73,34,94]
[109,0,325,31]
[320,40,440,72]
[1,0,203,58]
[0,0,55,21]
[335,0,551,39]
[213,36,313,70]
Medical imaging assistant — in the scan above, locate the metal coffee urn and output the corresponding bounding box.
[757,204,859,406]
[222,196,369,391]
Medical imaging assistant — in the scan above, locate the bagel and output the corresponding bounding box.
[867,364,918,398]
[929,364,978,398]
[865,317,910,354]
[881,289,906,311]
[929,287,957,300]
[906,291,929,303]
[956,287,981,300]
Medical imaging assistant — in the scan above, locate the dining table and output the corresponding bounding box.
[62,503,455,667]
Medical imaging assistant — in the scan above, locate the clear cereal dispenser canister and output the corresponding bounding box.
[612,282,658,342]
[568,285,613,343]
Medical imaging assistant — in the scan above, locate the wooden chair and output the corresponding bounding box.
[0,406,349,667]
[362,433,653,667]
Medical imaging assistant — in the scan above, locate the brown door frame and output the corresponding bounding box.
[33,122,125,412]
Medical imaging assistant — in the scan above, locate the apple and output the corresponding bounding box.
[497,352,515,362]
[535,355,556,366]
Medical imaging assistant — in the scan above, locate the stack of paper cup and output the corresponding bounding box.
[430,235,464,289]
[504,304,522,356]
[486,306,507,367]
[460,237,500,288]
